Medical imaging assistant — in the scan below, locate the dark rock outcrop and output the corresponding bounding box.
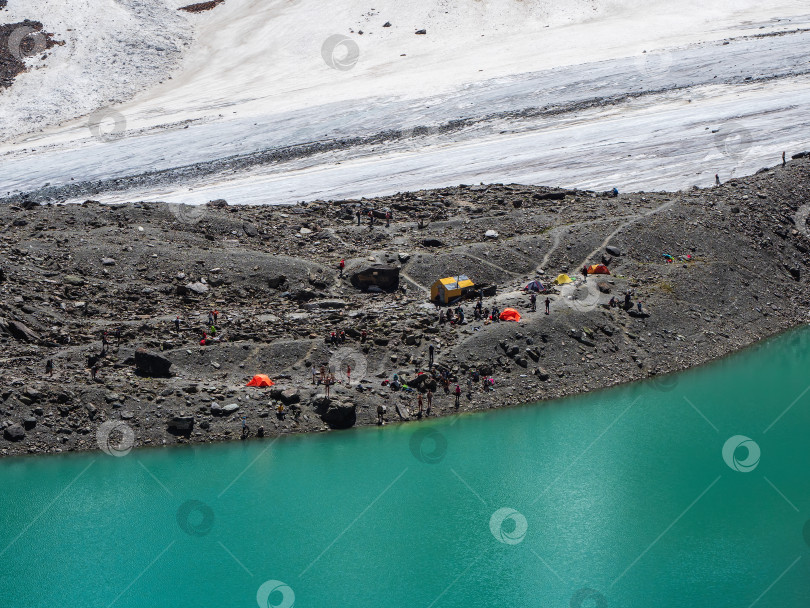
[350,264,399,292]
[134,349,173,377]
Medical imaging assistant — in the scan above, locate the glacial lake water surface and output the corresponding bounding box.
[2,327,810,608]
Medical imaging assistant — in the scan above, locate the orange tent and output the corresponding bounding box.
[499,308,521,322]
[246,374,274,387]
[587,264,611,275]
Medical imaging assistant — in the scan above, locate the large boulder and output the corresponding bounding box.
[350,264,399,292]
[4,424,25,441]
[0,318,39,342]
[134,349,173,377]
[321,402,357,429]
[167,416,194,435]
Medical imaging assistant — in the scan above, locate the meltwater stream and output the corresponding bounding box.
[2,328,810,608]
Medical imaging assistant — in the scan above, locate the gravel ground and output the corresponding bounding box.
[1,155,809,457]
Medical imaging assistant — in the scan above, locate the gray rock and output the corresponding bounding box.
[606,246,622,256]
[168,416,194,434]
[134,349,173,377]
[321,402,357,429]
[101,258,116,266]
[222,403,240,414]
[184,281,209,295]
[4,424,25,441]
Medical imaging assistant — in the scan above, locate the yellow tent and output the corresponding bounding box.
[552,273,573,285]
[431,275,475,304]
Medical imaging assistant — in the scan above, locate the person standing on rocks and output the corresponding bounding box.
[426,389,433,415]
[213,310,219,324]
[783,151,786,167]
[115,328,121,347]
[417,393,424,417]
[175,316,181,333]
[101,331,109,353]
[454,384,461,408]
[208,311,214,326]
[637,301,643,313]
[545,297,550,314]
[530,292,537,312]
[377,403,385,425]
[582,265,589,280]
[428,344,434,368]
[356,209,362,226]
[312,366,318,385]
[715,174,721,186]
[386,211,391,227]
[346,362,352,386]
[45,359,53,376]
[339,259,345,277]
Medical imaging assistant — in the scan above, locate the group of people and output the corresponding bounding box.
[355,208,393,229]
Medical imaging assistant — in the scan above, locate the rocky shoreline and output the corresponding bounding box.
[1,155,809,457]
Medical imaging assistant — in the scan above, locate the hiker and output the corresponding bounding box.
[208,311,214,326]
[582,265,589,279]
[200,331,208,346]
[339,330,346,344]
[637,301,643,313]
[325,374,332,397]
[356,209,361,226]
[545,297,550,314]
[386,211,391,227]
[417,393,424,417]
[454,384,461,408]
[426,389,433,415]
[115,328,121,347]
[91,364,99,381]
[439,310,446,325]
[715,174,721,186]
[45,359,53,376]
[174,316,181,332]
[428,344,434,368]
[611,187,619,197]
[339,259,345,277]
[361,329,367,343]
[319,365,326,384]
[609,296,616,308]
[210,324,216,336]
[312,366,318,385]
[492,307,499,322]
[456,305,465,323]
[276,404,285,419]
[530,293,537,312]
[346,362,352,386]
[101,331,109,353]
[212,310,219,324]
[624,291,632,310]
[368,210,374,228]
[783,151,786,167]
[377,404,385,425]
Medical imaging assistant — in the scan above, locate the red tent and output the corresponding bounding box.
[499,308,521,322]
[246,374,274,387]
[587,264,611,275]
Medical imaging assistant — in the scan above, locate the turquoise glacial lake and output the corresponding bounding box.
[2,328,810,608]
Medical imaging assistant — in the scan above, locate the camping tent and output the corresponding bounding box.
[499,308,521,322]
[525,280,544,292]
[587,264,611,275]
[552,274,573,285]
[431,275,475,305]
[246,374,274,387]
